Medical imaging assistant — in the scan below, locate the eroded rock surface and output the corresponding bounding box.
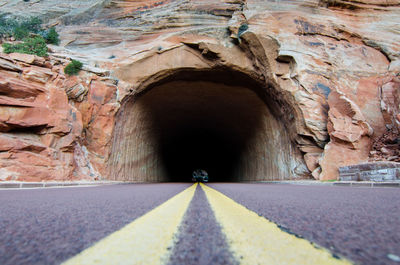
[0,0,399,181]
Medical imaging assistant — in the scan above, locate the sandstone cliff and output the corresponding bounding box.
[0,0,399,181]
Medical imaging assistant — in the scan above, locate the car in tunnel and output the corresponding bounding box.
[192,169,209,183]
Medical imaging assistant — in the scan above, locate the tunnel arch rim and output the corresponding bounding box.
[118,65,298,138]
[108,43,312,181]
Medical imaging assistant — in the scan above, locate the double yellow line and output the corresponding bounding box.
[63,184,197,265]
[63,183,352,265]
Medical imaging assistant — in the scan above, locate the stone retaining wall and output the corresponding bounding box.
[339,162,400,181]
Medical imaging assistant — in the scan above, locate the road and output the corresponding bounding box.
[0,183,399,265]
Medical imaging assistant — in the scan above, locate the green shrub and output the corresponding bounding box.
[0,16,62,57]
[0,14,18,38]
[2,43,14,53]
[237,23,249,38]
[13,26,29,40]
[2,36,48,57]
[0,16,59,45]
[0,16,43,37]
[45,27,59,45]
[64,60,83,76]
[20,17,42,34]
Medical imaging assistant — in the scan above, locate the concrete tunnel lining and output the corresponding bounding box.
[109,70,296,182]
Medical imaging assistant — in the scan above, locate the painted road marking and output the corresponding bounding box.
[201,183,352,265]
[62,183,197,265]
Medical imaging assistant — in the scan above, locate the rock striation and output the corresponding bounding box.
[0,0,399,181]
[0,52,117,181]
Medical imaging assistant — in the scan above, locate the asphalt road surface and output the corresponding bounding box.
[0,183,191,265]
[167,185,237,265]
[0,183,399,265]
[209,183,400,265]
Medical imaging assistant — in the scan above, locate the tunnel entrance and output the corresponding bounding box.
[109,69,295,182]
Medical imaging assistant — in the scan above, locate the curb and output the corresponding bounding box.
[257,181,400,188]
[333,182,400,188]
[0,181,124,189]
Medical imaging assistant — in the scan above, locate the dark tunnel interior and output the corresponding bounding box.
[159,127,242,182]
[156,103,258,182]
[109,70,294,182]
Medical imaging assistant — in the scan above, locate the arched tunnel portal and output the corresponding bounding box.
[109,69,298,182]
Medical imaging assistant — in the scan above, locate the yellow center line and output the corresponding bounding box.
[200,183,353,265]
[62,183,197,265]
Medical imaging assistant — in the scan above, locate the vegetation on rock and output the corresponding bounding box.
[0,16,42,39]
[64,60,83,76]
[2,36,48,57]
[45,27,60,45]
[0,15,18,38]
[0,15,59,57]
[237,24,249,38]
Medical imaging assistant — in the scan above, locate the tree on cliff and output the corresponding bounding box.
[64,60,83,76]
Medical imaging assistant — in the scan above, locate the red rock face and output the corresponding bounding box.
[0,0,398,181]
[0,54,80,181]
[369,76,400,162]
